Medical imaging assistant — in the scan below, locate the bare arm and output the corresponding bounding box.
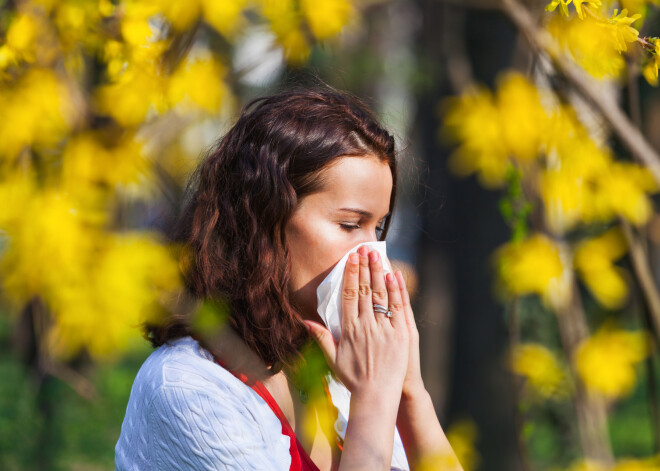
[339,388,402,470]
[392,270,463,470]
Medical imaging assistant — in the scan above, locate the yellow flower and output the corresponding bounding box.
[0,189,100,309]
[539,129,657,234]
[561,457,660,471]
[446,419,480,471]
[562,459,609,471]
[643,59,659,86]
[574,321,651,400]
[494,234,571,310]
[542,104,589,155]
[612,455,660,471]
[94,63,168,126]
[441,86,509,188]
[441,73,554,187]
[603,8,642,52]
[545,0,572,17]
[540,168,584,234]
[54,0,103,52]
[201,0,247,37]
[573,0,602,20]
[540,137,612,233]
[6,12,40,61]
[62,132,152,192]
[301,0,354,40]
[0,169,38,228]
[417,451,463,471]
[602,162,657,225]
[118,1,161,45]
[300,394,336,451]
[99,0,116,17]
[574,227,629,309]
[260,0,311,64]
[0,69,75,158]
[46,232,182,360]
[642,38,660,86]
[510,343,569,399]
[167,56,229,113]
[496,72,548,163]
[155,0,202,32]
[546,14,625,79]
[142,0,247,37]
[2,9,60,66]
[0,45,19,71]
[620,0,649,15]
[417,419,479,471]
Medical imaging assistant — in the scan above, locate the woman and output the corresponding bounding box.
[115,87,461,470]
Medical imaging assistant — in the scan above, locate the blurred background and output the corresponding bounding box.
[1,0,660,469]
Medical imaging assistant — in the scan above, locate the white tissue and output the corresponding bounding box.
[316,241,393,343]
[315,240,410,471]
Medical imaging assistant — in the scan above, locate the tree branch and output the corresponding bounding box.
[498,0,660,186]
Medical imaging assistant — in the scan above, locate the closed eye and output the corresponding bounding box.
[340,221,386,236]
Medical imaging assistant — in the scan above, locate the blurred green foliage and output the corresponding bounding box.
[0,313,150,470]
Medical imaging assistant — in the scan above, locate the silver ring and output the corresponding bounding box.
[373,303,393,318]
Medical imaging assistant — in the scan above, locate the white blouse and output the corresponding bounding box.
[115,336,291,470]
[114,336,409,470]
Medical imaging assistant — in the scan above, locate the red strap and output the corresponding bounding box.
[211,355,320,471]
[249,380,320,471]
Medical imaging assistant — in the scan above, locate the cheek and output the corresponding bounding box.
[286,219,349,291]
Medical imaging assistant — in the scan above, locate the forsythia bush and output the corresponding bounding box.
[0,0,356,361]
[444,0,660,468]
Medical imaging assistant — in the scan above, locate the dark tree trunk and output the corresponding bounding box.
[413,2,524,470]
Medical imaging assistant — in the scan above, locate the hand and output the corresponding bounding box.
[304,245,409,400]
[393,270,425,400]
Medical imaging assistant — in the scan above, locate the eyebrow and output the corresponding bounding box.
[338,208,391,220]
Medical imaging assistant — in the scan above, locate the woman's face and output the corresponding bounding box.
[285,155,393,322]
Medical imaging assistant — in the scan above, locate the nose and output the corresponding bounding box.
[362,230,379,245]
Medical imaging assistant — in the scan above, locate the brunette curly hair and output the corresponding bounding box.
[145,87,398,373]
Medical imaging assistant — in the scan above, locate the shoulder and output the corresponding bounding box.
[137,336,264,424]
[115,336,291,471]
[131,336,244,399]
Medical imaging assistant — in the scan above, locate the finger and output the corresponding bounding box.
[395,270,417,330]
[385,272,406,329]
[369,250,389,322]
[304,320,338,372]
[341,252,360,328]
[357,245,374,320]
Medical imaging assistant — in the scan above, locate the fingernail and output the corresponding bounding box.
[369,251,378,262]
[386,273,394,283]
[349,253,359,264]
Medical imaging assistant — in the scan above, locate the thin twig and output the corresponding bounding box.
[556,279,614,465]
[41,360,97,400]
[507,297,534,471]
[31,297,98,400]
[621,220,660,342]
